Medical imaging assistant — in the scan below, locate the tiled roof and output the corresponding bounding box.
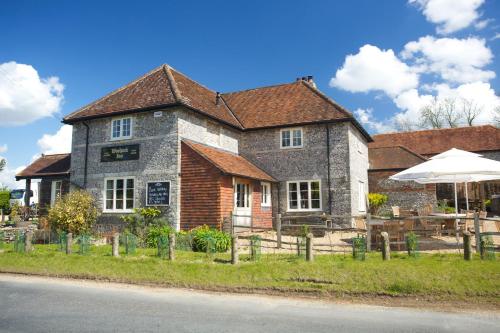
[16,154,71,180]
[64,65,242,128]
[369,146,427,170]
[369,125,500,156]
[182,141,275,182]
[63,64,371,140]
[221,80,353,129]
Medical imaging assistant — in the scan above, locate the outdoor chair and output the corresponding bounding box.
[391,206,400,218]
[354,217,367,231]
[417,208,440,237]
[384,222,402,251]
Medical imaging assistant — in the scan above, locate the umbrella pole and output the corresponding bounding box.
[454,182,460,253]
[465,182,469,211]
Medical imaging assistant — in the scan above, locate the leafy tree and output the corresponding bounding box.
[48,190,99,235]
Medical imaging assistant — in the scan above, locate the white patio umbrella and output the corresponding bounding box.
[390,148,500,213]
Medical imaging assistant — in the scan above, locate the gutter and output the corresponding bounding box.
[325,124,332,214]
[83,122,90,188]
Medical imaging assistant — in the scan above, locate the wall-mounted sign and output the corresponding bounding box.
[147,181,170,206]
[153,111,163,117]
[101,144,140,162]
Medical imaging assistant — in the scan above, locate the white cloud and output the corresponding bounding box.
[0,61,64,127]
[36,125,72,156]
[0,144,7,154]
[330,44,419,97]
[402,36,495,84]
[492,33,500,41]
[410,0,485,34]
[354,108,395,133]
[474,19,491,30]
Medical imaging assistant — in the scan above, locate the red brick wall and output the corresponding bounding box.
[220,176,233,223]
[251,181,273,228]
[180,142,222,230]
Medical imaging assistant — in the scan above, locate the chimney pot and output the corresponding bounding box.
[215,92,221,105]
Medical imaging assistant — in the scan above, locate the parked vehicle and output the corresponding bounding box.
[9,189,33,207]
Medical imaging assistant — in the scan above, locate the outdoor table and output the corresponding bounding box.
[430,213,466,236]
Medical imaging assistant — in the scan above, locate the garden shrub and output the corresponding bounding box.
[0,189,10,215]
[368,193,388,215]
[191,225,231,253]
[437,200,455,214]
[405,232,419,257]
[48,190,99,235]
[121,207,168,242]
[145,225,174,248]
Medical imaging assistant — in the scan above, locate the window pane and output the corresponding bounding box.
[106,200,113,210]
[311,181,320,209]
[126,200,134,209]
[299,182,309,209]
[122,118,131,137]
[126,179,134,209]
[112,120,121,138]
[293,129,302,146]
[236,184,243,208]
[281,130,290,147]
[245,185,250,207]
[288,183,298,209]
[105,180,114,210]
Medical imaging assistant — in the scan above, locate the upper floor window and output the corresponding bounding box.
[280,128,303,149]
[111,117,132,140]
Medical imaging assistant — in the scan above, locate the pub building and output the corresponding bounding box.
[16,64,371,231]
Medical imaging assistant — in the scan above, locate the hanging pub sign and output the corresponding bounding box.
[147,181,170,206]
[101,144,140,162]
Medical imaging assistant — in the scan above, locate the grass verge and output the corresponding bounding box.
[0,244,498,308]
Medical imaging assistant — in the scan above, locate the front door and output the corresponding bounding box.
[234,181,251,227]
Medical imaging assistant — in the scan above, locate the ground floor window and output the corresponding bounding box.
[104,177,134,212]
[50,180,62,206]
[235,183,250,208]
[358,181,366,212]
[287,180,321,211]
[261,182,271,207]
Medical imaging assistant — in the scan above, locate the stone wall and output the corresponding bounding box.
[70,108,180,228]
[239,122,369,222]
[368,169,437,213]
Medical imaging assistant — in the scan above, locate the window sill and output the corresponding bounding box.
[287,208,322,212]
[103,210,134,214]
[110,136,132,142]
[280,145,303,150]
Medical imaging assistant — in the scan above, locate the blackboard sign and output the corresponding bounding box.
[101,144,139,162]
[147,181,170,206]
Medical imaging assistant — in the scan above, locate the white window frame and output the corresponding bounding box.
[286,180,322,212]
[50,180,63,206]
[103,176,135,213]
[280,127,303,149]
[234,183,251,209]
[110,117,133,141]
[358,181,366,212]
[146,180,171,206]
[261,182,271,207]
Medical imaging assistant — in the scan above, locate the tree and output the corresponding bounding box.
[461,98,482,126]
[442,98,460,128]
[493,105,500,128]
[0,159,5,172]
[419,98,445,129]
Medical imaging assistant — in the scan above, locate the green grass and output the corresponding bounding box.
[0,244,498,305]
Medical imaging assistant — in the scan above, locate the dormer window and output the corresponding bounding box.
[280,127,303,149]
[111,117,132,140]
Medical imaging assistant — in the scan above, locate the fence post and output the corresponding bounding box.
[473,211,480,253]
[168,233,175,261]
[231,235,239,265]
[24,230,33,252]
[306,233,313,262]
[112,233,120,257]
[463,231,472,261]
[381,231,390,260]
[276,213,282,249]
[366,213,372,251]
[296,237,301,256]
[66,233,72,255]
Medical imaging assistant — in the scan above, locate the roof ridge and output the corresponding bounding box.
[222,81,298,96]
[64,65,166,121]
[219,95,244,128]
[299,80,352,118]
[373,124,498,137]
[163,65,183,103]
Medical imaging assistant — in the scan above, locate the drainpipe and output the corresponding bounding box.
[82,122,90,188]
[325,124,332,215]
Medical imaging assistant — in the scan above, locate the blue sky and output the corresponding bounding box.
[1,0,499,188]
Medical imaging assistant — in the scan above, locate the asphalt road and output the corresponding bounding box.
[0,275,498,333]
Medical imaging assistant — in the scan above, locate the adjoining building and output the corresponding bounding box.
[369,125,500,211]
[18,65,371,230]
